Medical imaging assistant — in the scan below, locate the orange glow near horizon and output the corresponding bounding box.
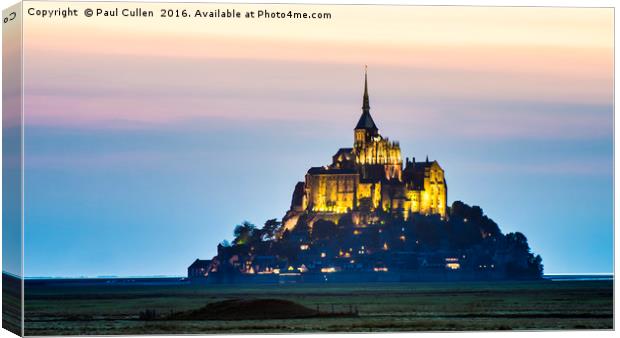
[21,2,612,128]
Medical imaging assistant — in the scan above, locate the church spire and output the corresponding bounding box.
[362,65,370,112]
[355,66,378,132]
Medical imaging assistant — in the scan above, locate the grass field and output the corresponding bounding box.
[24,280,613,335]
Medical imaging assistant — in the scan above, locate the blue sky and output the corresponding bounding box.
[21,5,613,277]
[22,91,613,276]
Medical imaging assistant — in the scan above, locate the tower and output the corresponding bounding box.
[354,66,379,148]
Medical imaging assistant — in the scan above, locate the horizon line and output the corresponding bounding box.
[11,272,615,280]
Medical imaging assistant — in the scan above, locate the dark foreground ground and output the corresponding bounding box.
[24,279,613,335]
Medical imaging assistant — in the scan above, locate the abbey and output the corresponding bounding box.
[284,69,447,230]
[191,69,544,283]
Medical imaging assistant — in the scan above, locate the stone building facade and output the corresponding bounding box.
[284,70,447,230]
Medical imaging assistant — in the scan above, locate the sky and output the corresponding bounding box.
[20,3,613,277]
[2,1,23,277]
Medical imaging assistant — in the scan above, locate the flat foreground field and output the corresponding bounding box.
[24,280,612,335]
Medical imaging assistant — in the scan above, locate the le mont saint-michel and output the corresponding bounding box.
[188,69,544,284]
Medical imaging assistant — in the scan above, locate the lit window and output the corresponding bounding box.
[446,263,460,270]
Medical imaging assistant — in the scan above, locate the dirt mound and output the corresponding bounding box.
[171,298,321,320]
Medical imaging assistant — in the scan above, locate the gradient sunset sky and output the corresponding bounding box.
[22,3,613,277]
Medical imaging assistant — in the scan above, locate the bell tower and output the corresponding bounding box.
[354,66,379,148]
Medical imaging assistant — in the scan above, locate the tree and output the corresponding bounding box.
[448,201,502,248]
[503,232,543,279]
[412,214,441,248]
[530,254,544,278]
[311,219,338,241]
[338,213,355,228]
[292,214,310,235]
[261,218,282,241]
[232,221,256,245]
[505,232,530,253]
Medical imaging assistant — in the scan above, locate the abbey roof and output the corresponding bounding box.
[355,110,378,131]
[355,67,379,131]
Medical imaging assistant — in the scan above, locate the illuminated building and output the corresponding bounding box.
[284,68,448,230]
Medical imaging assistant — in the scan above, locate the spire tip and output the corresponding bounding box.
[362,66,369,111]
